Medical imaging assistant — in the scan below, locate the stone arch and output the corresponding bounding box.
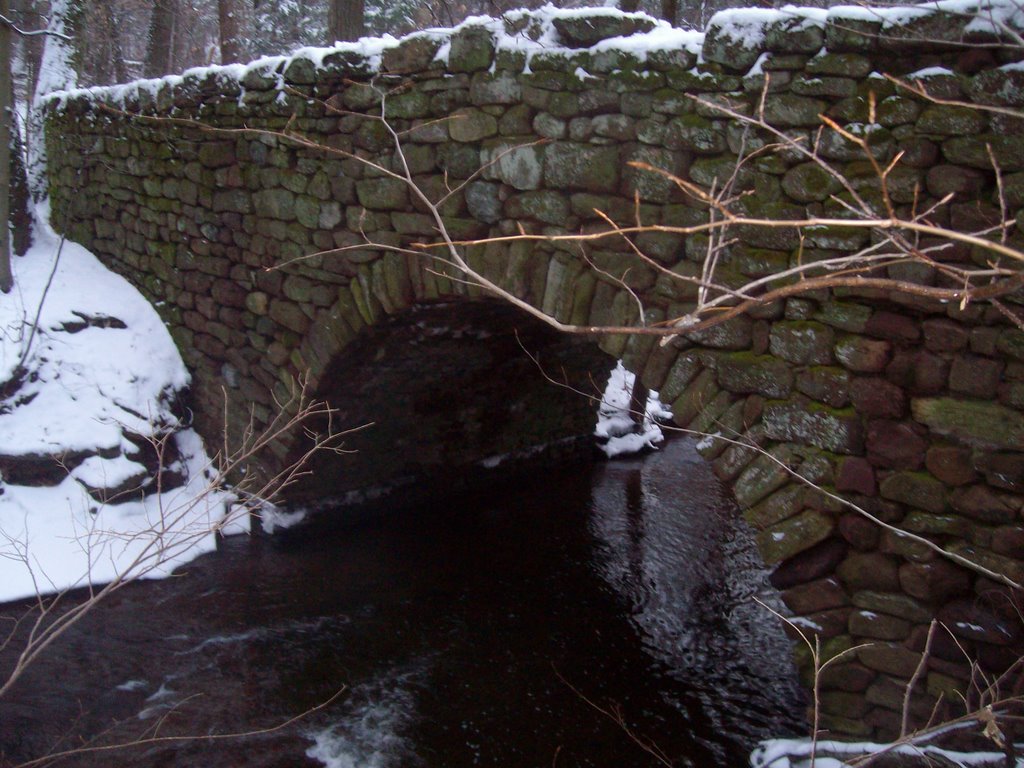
[289,307,616,506]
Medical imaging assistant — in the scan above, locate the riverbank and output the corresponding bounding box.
[0,211,238,603]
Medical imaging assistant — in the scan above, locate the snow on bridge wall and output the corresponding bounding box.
[44,2,1024,741]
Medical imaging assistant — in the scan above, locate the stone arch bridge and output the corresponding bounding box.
[45,2,1024,740]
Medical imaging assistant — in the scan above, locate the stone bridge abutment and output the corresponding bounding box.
[45,2,1024,740]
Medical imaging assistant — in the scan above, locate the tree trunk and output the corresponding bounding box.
[27,0,82,201]
[145,0,177,78]
[1,0,13,292]
[328,0,364,43]
[9,98,31,257]
[218,0,250,64]
[88,1,127,85]
[660,0,679,25]
[618,0,641,11]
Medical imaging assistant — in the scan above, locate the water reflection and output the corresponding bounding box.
[589,439,806,763]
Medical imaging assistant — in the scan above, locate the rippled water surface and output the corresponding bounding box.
[1,438,805,767]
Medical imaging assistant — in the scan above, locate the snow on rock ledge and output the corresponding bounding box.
[0,216,238,603]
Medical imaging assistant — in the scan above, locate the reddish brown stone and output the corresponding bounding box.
[849,377,906,419]
[949,485,1017,523]
[819,662,877,692]
[770,537,849,590]
[835,336,892,373]
[922,318,968,353]
[974,451,1024,492]
[781,577,849,615]
[885,350,949,396]
[939,598,1022,646]
[970,326,1000,356]
[849,609,912,641]
[907,623,971,663]
[899,560,972,602]
[839,512,881,550]
[837,457,877,497]
[948,355,1003,399]
[783,608,852,641]
[925,445,977,486]
[865,310,921,342]
[867,420,928,470]
[992,524,1024,558]
[837,552,901,591]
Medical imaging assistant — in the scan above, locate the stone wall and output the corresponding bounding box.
[44,3,1024,740]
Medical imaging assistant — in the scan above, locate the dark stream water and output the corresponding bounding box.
[0,438,805,768]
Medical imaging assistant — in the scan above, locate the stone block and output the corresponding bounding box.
[745,482,805,530]
[795,366,851,408]
[734,446,796,509]
[878,470,946,513]
[867,420,927,471]
[924,444,977,487]
[836,457,876,497]
[948,484,1017,523]
[835,335,891,373]
[974,451,1024,492]
[864,310,920,342]
[769,321,835,365]
[912,398,1024,452]
[917,104,988,135]
[671,368,719,427]
[849,609,911,641]
[762,398,864,454]
[382,35,443,73]
[664,114,726,155]
[949,355,1003,399]
[770,537,848,591]
[715,352,794,398]
[899,560,971,603]
[449,108,499,142]
[782,576,849,615]
[857,643,921,679]
[849,377,905,420]
[552,13,655,47]
[543,142,620,194]
[939,598,1022,646]
[684,315,753,350]
[448,25,495,73]
[838,552,901,592]
[922,318,968,353]
[757,509,836,565]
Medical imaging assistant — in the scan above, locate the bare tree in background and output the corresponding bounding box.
[218,0,250,64]
[1,0,14,292]
[328,0,364,42]
[82,1,129,85]
[145,0,177,77]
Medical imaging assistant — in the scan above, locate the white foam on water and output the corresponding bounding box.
[306,662,426,768]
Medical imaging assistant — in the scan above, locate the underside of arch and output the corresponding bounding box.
[284,298,615,506]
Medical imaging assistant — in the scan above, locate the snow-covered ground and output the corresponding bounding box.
[0,212,239,604]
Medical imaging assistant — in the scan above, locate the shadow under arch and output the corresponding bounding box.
[285,298,617,507]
